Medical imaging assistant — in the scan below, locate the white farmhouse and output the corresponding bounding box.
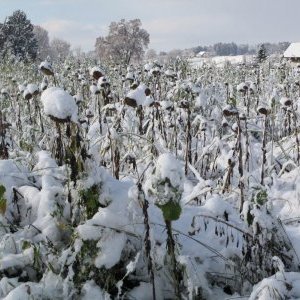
[284,43,300,62]
[196,51,211,58]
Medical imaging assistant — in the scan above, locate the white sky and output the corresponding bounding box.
[0,0,298,52]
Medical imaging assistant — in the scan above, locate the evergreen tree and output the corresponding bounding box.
[0,10,37,61]
[0,23,5,52]
[257,44,267,63]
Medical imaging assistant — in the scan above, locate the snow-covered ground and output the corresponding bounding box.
[0,55,300,299]
[189,54,255,68]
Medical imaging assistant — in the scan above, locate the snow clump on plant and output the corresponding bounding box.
[149,153,184,206]
[41,87,78,122]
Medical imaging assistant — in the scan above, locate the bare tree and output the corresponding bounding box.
[95,19,150,64]
[33,25,51,60]
[145,49,157,60]
[50,38,70,61]
[72,46,86,60]
[167,49,183,60]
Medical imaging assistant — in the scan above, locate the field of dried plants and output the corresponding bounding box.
[0,56,300,299]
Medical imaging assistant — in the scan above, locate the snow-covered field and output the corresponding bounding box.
[0,55,300,299]
[189,54,254,68]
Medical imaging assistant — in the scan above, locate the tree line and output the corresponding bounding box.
[192,41,290,56]
[0,10,292,64]
[0,10,150,64]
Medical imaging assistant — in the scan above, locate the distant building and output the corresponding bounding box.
[284,43,300,62]
[196,51,211,58]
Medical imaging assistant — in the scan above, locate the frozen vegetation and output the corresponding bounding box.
[0,53,300,300]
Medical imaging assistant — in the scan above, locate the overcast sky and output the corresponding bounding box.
[0,0,299,52]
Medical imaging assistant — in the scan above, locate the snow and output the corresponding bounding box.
[90,84,100,95]
[250,272,300,299]
[189,55,253,68]
[0,248,34,271]
[202,195,235,218]
[165,69,176,77]
[90,66,104,78]
[18,84,25,93]
[81,280,108,300]
[95,232,126,268]
[40,78,48,91]
[1,89,8,95]
[125,72,134,81]
[0,159,28,218]
[237,82,247,92]
[125,83,153,106]
[2,47,300,299]
[98,77,109,88]
[280,96,292,106]
[4,284,36,300]
[23,89,31,99]
[3,272,63,300]
[0,277,19,298]
[0,235,17,255]
[39,60,54,75]
[155,153,184,189]
[127,282,156,300]
[26,83,39,95]
[160,100,173,110]
[144,63,152,71]
[41,87,78,122]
